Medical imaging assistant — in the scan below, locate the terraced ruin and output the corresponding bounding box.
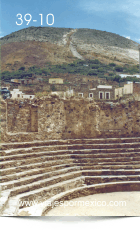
[0,137,140,216]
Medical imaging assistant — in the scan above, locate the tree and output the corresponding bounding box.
[109,63,116,67]
[88,70,98,76]
[98,67,105,73]
[18,66,25,71]
[115,66,123,72]
[114,75,121,82]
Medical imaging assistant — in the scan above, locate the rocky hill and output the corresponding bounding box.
[0,27,72,45]
[1,26,140,72]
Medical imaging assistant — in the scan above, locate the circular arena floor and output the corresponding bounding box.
[45,192,140,216]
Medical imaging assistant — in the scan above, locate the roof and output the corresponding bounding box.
[119,74,140,78]
[90,88,96,90]
[49,78,63,80]
[97,85,112,89]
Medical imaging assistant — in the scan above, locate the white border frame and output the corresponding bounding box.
[105,92,110,99]
[89,93,93,98]
[78,93,83,97]
[99,91,104,99]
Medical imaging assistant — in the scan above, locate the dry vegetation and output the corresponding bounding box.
[1,27,139,72]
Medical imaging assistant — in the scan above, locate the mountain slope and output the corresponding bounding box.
[1,26,139,72]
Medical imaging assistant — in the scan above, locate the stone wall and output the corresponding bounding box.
[7,101,31,132]
[1,96,140,142]
[98,101,140,137]
[62,99,100,139]
[133,83,140,95]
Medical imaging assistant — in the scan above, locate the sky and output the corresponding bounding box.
[1,0,140,43]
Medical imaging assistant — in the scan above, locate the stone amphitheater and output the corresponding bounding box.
[0,98,140,216]
[1,138,140,216]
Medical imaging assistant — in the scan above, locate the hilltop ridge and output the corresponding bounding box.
[1,26,140,71]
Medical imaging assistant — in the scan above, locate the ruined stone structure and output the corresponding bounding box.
[0,97,140,216]
[0,138,140,216]
[1,97,140,142]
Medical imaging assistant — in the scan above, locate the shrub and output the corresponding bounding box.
[87,70,98,76]
[91,64,100,69]
[113,75,122,82]
[18,66,25,71]
[109,72,114,76]
[98,67,105,73]
[115,66,123,72]
[51,85,57,91]
[89,59,100,64]
[109,63,116,67]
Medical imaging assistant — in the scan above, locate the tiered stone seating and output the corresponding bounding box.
[0,137,140,216]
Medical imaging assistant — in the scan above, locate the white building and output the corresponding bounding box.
[115,82,133,99]
[10,89,35,99]
[119,74,140,79]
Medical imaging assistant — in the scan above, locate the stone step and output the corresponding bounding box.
[0,145,68,157]
[1,166,140,184]
[1,196,19,216]
[1,148,140,159]
[2,177,85,215]
[1,153,140,169]
[1,152,139,179]
[1,167,81,189]
[84,175,140,185]
[1,137,140,150]
[41,181,140,216]
[79,164,140,169]
[1,142,140,157]
[0,148,140,161]
[15,178,140,210]
[82,169,140,176]
[0,158,74,169]
[17,181,140,216]
[0,190,11,215]
[15,176,140,209]
[68,143,140,150]
[1,149,140,162]
[1,159,140,178]
[0,162,78,177]
[1,166,140,191]
[1,166,81,183]
[4,171,84,197]
[73,159,140,164]
[73,159,140,166]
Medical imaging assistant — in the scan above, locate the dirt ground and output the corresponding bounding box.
[45,192,140,216]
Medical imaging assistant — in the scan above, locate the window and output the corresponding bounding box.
[78,93,83,97]
[89,93,93,98]
[17,94,20,98]
[99,92,104,99]
[30,96,32,98]
[105,92,110,99]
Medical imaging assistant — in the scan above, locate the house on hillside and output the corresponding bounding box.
[49,78,63,84]
[11,78,43,85]
[10,89,35,99]
[77,85,115,100]
[115,82,140,99]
